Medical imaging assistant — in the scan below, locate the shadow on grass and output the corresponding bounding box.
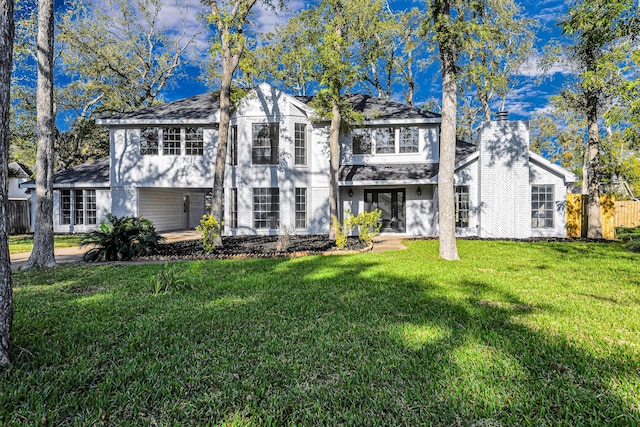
[4,251,640,425]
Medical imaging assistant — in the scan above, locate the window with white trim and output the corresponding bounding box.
[60,189,97,226]
[352,128,372,154]
[230,188,238,228]
[140,127,159,155]
[253,188,279,229]
[295,188,307,229]
[399,127,419,153]
[185,127,204,155]
[252,123,279,164]
[531,185,554,228]
[230,125,238,165]
[455,186,470,228]
[374,128,395,153]
[163,127,181,155]
[294,123,307,165]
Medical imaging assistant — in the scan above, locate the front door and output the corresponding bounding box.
[365,189,405,232]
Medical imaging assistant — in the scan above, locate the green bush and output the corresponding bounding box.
[354,209,382,246]
[616,226,640,252]
[81,214,164,261]
[332,211,355,250]
[150,264,192,294]
[195,214,221,252]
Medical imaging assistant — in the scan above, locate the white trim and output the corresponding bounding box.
[96,118,216,125]
[339,178,438,186]
[529,151,578,183]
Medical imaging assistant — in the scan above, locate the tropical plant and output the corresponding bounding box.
[81,214,164,261]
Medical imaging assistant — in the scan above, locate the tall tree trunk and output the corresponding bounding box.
[210,29,234,246]
[0,0,15,367]
[25,0,56,268]
[586,95,602,239]
[328,99,341,240]
[437,0,460,261]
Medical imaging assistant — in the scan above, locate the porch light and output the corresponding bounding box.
[348,189,353,198]
[416,187,422,196]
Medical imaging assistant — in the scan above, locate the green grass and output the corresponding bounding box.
[3,240,640,425]
[8,234,85,254]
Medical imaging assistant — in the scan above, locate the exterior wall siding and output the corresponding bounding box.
[529,161,569,237]
[50,188,111,234]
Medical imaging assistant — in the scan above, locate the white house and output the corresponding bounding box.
[22,83,577,238]
[9,162,32,199]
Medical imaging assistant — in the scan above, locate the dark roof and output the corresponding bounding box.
[106,93,220,121]
[339,140,477,182]
[8,162,32,179]
[21,157,110,188]
[295,94,440,121]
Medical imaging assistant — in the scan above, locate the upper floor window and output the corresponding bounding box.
[252,123,279,164]
[185,127,204,155]
[140,127,159,155]
[374,128,395,153]
[399,127,419,153]
[352,128,372,155]
[532,185,554,228]
[163,127,181,155]
[230,125,238,166]
[294,123,307,165]
[455,186,470,228]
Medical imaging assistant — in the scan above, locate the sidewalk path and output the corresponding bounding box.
[10,231,406,270]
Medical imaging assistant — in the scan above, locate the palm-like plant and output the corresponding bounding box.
[81,214,164,261]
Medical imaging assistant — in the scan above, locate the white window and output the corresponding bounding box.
[295,123,307,165]
[399,127,419,153]
[531,185,554,228]
[230,188,238,228]
[374,128,395,153]
[352,128,372,154]
[455,186,470,228]
[230,125,238,165]
[140,127,159,155]
[60,189,97,226]
[295,188,307,229]
[163,127,181,155]
[252,123,279,164]
[185,127,204,155]
[253,188,279,229]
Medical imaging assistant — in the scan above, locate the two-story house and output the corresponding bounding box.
[22,83,577,238]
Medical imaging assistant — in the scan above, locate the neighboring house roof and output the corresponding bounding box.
[96,93,221,125]
[295,94,440,123]
[339,140,477,184]
[21,157,110,189]
[8,162,32,179]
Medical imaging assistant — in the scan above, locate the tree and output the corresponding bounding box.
[205,0,282,244]
[423,0,532,260]
[258,0,396,239]
[0,0,15,366]
[24,0,56,269]
[557,0,638,238]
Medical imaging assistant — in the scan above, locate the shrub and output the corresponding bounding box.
[332,210,355,250]
[195,214,221,252]
[616,226,640,252]
[81,214,164,261]
[354,209,382,246]
[276,224,295,252]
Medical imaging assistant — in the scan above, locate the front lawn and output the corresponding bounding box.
[3,240,639,425]
[8,234,85,254]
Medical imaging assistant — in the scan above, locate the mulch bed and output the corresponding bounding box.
[140,235,367,261]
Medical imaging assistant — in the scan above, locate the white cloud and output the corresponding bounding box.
[517,54,574,78]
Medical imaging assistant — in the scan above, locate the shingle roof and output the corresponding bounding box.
[106,93,220,121]
[21,157,110,188]
[295,94,440,121]
[339,140,477,183]
[8,162,32,179]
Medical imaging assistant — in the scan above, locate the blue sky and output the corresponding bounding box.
[52,0,575,120]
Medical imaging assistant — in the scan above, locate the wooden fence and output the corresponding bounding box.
[566,194,640,239]
[8,199,31,235]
